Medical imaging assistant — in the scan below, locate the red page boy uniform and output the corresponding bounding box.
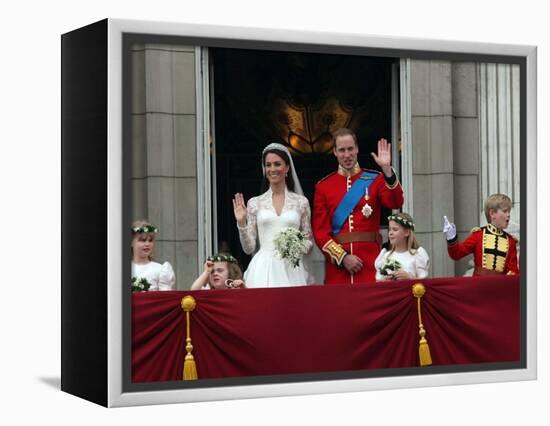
[447,223,519,275]
[313,163,404,284]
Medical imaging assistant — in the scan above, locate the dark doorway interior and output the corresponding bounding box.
[211,47,395,268]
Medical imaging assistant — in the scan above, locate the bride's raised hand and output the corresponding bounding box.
[232,192,247,226]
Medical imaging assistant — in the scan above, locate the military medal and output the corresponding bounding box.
[362,202,373,218]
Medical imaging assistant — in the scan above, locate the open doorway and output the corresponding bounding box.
[210,47,397,270]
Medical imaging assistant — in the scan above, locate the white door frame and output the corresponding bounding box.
[399,58,413,216]
[195,46,213,266]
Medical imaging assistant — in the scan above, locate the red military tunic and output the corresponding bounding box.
[447,223,519,275]
[313,164,404,284]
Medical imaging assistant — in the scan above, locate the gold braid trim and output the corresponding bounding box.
[412,283,432,367]
[322,239,347,265]
[385,168,401,190]
[181,296,198,380]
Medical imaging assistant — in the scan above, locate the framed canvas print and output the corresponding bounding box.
[61,18,537,407]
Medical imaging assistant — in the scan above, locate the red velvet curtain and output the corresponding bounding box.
[132,275,520,383]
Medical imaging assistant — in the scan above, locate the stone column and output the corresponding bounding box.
[131,43,198,289]
[409,60,456,277]
[451,62,482,275]
[407,60,518,277]
[478,63,521,235]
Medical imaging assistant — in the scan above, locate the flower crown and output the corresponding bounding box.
[132,224,158,234]
[208,254,238,264]
[388,215,415,231]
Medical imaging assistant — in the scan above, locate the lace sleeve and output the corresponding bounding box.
[237,196,258,255]
[299,196,313,254]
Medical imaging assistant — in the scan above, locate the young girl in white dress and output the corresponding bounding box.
[190,254,245,290]
[131,220,175,291]
[374,213,430,281]
[232,143,313,288]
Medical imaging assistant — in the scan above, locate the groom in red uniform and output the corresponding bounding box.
[313,128,404,284]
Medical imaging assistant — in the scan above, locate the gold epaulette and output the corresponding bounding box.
[316,171,337,184]
[470,226,481,233]
[322,239,346,266]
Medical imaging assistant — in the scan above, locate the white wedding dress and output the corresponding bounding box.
[238,188,313,288]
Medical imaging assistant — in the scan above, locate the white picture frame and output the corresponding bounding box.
[61,18,537,407]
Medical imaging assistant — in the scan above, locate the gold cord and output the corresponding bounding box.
[181,296,198,380]
[412,283,432,367]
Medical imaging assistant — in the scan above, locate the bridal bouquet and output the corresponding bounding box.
[273,227,307,268]
[378,258,402,277]
[131,277,151,292]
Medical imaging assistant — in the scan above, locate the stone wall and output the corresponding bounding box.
[409,60,519,277]
[131,43,198,289]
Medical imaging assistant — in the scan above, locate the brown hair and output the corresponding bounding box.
[484,194,512,222]
[388,212,420,255]
[332,128,358,147]
[227,262,243,280]
[260,148,295,192]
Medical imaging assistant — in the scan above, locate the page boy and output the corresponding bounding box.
[443,193,519,276]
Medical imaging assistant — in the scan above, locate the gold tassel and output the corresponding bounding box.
[412,283,432,367]
[181,295,198,380]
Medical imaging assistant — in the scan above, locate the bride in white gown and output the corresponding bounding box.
[233,143,313,288]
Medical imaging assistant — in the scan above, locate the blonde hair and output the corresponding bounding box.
[484,194,512,222]
[388,212,419,255]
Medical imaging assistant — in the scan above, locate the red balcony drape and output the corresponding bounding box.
[132,275,520,383]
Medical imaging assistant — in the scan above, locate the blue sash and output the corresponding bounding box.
[331,171,378,235]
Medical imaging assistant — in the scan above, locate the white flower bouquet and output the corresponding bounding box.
[132,277,151,292]
[379,258,402,277]
[273,227,307,268]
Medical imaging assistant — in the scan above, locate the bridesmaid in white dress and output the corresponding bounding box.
[374,212,430,281]
[232,143,313,288]
[131,220,175,291]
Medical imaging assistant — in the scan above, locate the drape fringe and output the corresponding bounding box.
[412,283,432,367]
[181,295,198,380]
